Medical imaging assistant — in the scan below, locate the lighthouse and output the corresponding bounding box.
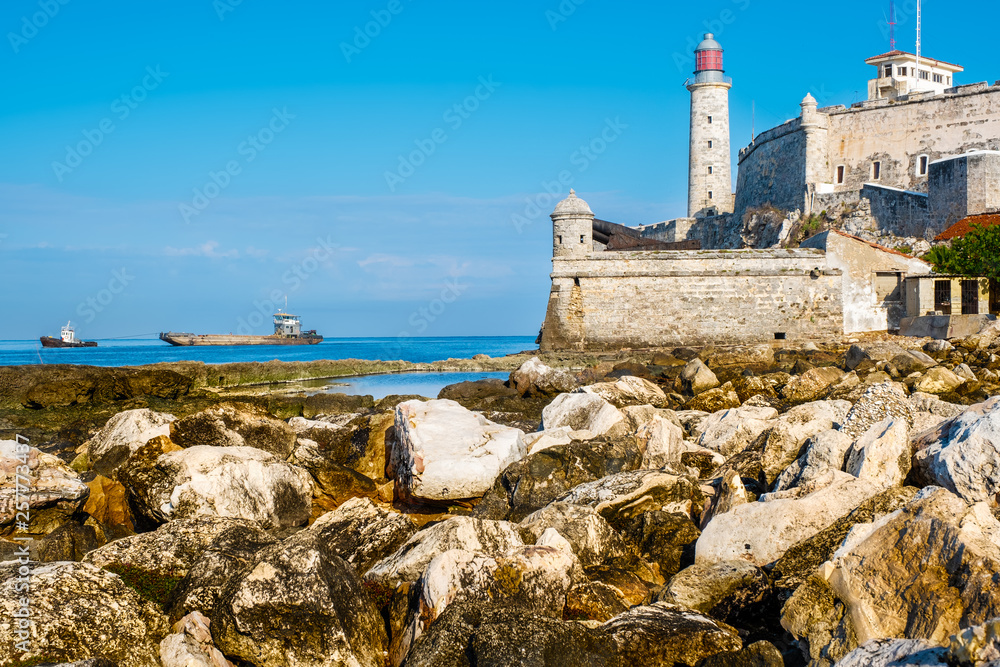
[687,33,733,218]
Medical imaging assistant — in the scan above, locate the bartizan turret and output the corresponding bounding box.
[551,189,595,257]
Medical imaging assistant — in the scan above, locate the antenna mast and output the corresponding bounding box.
[914,0,923,89]
[889,1,896,51]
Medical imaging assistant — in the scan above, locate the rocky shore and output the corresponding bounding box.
[2,326,1000,666]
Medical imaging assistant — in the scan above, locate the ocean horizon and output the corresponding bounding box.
[0,336,538,368]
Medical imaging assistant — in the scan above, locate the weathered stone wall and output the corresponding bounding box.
[861,184,932,238]
[734,119,807,222]
[824,84,1000,195]
[636,218,696,243]
[802,231,930,333]
[929,151,1000,229]
[539,250,843,350]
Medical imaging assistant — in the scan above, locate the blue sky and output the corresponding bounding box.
[1,0,996,339]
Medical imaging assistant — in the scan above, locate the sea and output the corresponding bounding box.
[0,336,537,399]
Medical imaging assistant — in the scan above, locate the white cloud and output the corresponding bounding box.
[164,241,239,259]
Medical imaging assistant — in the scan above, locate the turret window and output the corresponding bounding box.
[557,235,563,244]
[836,165,845,184]
[580,235,585,244]
[872,161,882,180]
[708,140,713,148]
[707,115,713,124]
[708,166,714,175]
[917,155,929,176]
[708,191,714,200]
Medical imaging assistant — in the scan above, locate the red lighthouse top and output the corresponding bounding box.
[694,33,724,72]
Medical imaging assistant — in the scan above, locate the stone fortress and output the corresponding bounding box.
[539,32,1000,351]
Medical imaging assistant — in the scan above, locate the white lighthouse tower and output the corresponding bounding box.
[687,33,733,218]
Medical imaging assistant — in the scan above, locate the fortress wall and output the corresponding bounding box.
[861,184,932,238]
[824,84,1000,194]
[734,119,807,220]
[539,250,843,350]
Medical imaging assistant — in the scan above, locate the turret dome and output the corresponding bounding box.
[553,189,594,216]
[695,33,723,52]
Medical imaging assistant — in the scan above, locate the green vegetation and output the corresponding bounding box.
[924,225,1000,279]
[105,564,183,606]
[362,580,396,610]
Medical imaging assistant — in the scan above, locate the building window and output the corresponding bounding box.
[708,140,713,148]
[707,115,713,124]
[933,73,944,84]
[917,155,929,176]
[708,191,714,200]
[883,64,893,78]
[836,165,845,184]
[991,279,1000,315]
[557,235,563,245]
[708,166,714,175]
[872,161,882,180]
[876,272,903,303]
[919,70,930,80]
[935,280,952,315]
[962,280,980,315]
[898,67,908,76]
[947,76,951,85]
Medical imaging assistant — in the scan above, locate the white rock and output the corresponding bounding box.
[637,416,685,468]
[681,359,720,395]
[773,429,854,492]
[364,515,524,589]
[953,364,978,381]
[845,418,911,490]
[120,445,313,529]
[540,392,626,438]
[0,440,89,532]
[160,611,234,667]
[88,408,175,474]
[696,405,779,457]
[393,399,527,502]
[914,367,966,394]
[510,357,578,396]
[524,427,579,455]
[696,470,880,567]
[913,395,1000,503]
[579,376,668,408]
[834,638,948,667]
[757,400,853,485]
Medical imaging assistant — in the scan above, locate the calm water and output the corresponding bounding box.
[321,371,511,399]
[0,337,537,368]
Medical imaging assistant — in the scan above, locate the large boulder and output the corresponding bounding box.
[914,367,967,394]
[636,416,686,469]
[119,445,313,529]
[0,561,169,667]
[159,611,233,667]
[753,400,852,486]
[773,429,854,492]
[890,350,938,375]
[682,359,721,395]
[579,375,668,408]
[364,516,524,590]
[165,521,278,622]
[696,406,779,458]
[392,399,526,502]
[781,367,846,404]
[0,440,89,534]
[212,538,387,667]
[781,487,1000,666]
[83,516,260,579]
[696,470,880,567]
[833,638,949,667]
[556,469,702,527]
[660,559,771,628]
[510,357,579,397]
[602,602,743,667]
[169,403,297,459]
[519,502,632,569]
[838,382,913,439]
[912,396,1000,504]
[403,600,616,667]
[474,438,642,522]
[619,510,702,582]
[540,392,626,438]
[844,418,911,490]
[291,412,393,481]
[87,409,175,476]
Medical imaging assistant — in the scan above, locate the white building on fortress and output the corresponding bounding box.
[538,34,1000,351]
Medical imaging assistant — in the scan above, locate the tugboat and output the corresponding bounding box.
[40,322,98,348]
[159,310,323,346]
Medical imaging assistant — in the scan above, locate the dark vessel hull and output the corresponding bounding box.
[40,337,98,348]
[159,332,323,347]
